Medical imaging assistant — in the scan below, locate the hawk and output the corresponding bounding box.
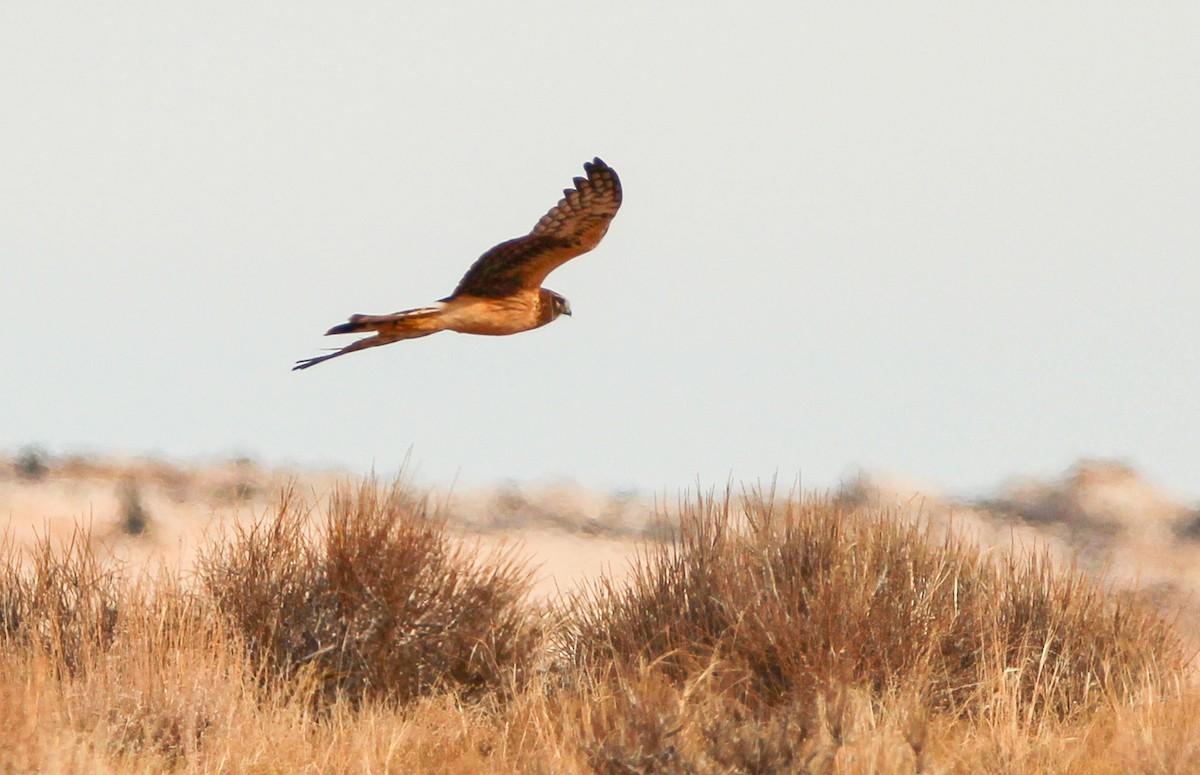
[294,157,622,370]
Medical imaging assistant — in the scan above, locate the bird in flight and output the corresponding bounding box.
[294,157,622,370]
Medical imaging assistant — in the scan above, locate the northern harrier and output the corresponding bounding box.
[294,157,622,370]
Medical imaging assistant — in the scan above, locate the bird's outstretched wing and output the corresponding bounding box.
[447,158,622,300]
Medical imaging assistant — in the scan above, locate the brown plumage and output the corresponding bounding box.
[294,157,622,370]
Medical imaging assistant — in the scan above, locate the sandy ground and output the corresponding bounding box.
[468,529,640,600]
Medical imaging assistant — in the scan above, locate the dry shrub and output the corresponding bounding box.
[560,490,1186,728]
[0,525,121,676]
[13,446,51,481]
[198,478,538,707]
[117,479,151,536]
[573,666,691,774]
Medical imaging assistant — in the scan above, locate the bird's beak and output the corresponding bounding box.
[564,305,572,317]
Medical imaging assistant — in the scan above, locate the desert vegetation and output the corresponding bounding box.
[1,474,1198,773]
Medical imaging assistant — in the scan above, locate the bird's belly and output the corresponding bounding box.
[440,296,540,336]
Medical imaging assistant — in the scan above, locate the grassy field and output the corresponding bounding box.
[1,472,1198,773]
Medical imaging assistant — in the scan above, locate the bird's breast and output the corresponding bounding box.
[440,292,544,336]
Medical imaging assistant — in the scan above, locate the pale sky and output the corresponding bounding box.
[3,3,1198,499]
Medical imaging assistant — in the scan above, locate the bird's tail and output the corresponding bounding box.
[324,306,446,336]
[293,306,446,370]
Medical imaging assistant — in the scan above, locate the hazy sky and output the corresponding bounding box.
[3,3,1198,499]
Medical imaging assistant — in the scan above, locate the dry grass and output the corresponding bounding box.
[0,479,1195,773]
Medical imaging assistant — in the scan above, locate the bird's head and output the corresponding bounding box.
[543,290,572,320]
